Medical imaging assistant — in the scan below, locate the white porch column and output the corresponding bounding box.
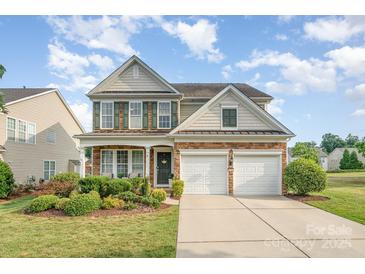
[145,146,151,180]
[79,147,85,178]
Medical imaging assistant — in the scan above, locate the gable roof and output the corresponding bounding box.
[170,84,294,136]
[88,55,181,96]
[172,83,272,99]
[0,88,54,104]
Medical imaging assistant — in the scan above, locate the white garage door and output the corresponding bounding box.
[180,154,227,194]
[234,155,281,195]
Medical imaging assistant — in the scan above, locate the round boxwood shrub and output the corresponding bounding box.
[118,191,140,203]
[0,160,15,198]
[284,158,327,195]
[51,172,80,184]
[55,197,71,210]
[140,196,161,209]
[78,176,110,194]
[27,195,59,213]
[172,179,184,198]
[151,189,167,202]
[101,196,124,209]
[64,191,101,216]
[100,178,132,197]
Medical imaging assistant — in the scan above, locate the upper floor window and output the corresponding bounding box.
[129,101,142,129]
[7,117,36,144]
[221,107,237,129]
[158,101,171,128]
[101,102,113,129]
[46,131,56,144]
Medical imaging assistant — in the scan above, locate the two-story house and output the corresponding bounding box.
[75,55,294,195]
[0,88,84,183]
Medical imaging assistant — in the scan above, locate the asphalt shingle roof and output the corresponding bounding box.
[0,88,55,104]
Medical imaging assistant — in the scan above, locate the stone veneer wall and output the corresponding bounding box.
[173,142,287,195]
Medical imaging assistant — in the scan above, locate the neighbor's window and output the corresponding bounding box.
[46,131,56,144]
[27,122,36,144]
[129,101,142,129]
[6,117,16,141]
[101,150,113,175]
[43,160,56,180]
[132,150,144,176]
[222,108,237,128]
[101,102,113,128]
[117,150,128,178]
[158,101,171,128]
[18,120,27,143]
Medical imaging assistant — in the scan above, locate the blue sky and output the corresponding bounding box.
[1,15,365,144]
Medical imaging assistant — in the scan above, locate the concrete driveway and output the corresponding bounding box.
[176,195,365,258]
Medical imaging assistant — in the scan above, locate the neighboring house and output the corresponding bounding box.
[75,56,295,195]
[327,147,365,171]
[0,88,84,183]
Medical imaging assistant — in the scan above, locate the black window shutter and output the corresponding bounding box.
[171,101,178,128]
[143,102,148,129]
[122,102,129,129]
[114,102,120,129]
[93,102,100,130]
[152,102,157,129]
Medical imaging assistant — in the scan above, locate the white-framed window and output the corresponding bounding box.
[117,150,128,178]
[27,122,36,144]
[221,106,238,129]
[129,101,142,129]
[101,102,113,129]
[132,150,144,176]
[18,120,27,143]
[101,150,113,175]
[43,160,56,180]
[158,101,171,129]
[46,131,56,144]
[6,117,16,141]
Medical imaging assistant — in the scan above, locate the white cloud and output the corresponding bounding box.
[275,34,288,41]
[264,81,305,95]
[221,65,233,79]
[161,19,224,63]
[351,107,365,117]
[247,72,261,86]
[304,113,312,120]
[236,50,337,94]
[69,102,92,131]
[267,98,285,115]
[88,54,114,72]
[346,83,365,101]
[277,16,295,23]
[304,16,365,43]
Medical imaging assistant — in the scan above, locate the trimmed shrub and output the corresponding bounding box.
[172,179,184,198]
[55,198,70,210]
[118,191,140,203]
[78,176,110,193]
[151,189,167,202]
[0,160,15,198]
[140,196,161,209]
[101,196,124,209]
[64,192,101,216]
[27,195,59,213]
[284,158,327,195]
[123,202,138,211]
[140,177,151,197]
[36,181,76,197]
[100,178,132,197]
[51,172,80,184]
[129,177,144,194]
[69,190,79,199]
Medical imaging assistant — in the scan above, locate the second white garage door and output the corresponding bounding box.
[180,154,227,194]
[234,155,281,195]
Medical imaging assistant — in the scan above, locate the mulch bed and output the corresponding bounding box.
[286,194,330,202]
[28,203,171,218]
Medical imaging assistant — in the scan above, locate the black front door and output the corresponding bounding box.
[156,152,171,185]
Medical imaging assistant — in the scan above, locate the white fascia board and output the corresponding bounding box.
[78,136,174,148]
[179,149,229,155]
[233,149,282,156]
[5,89,56,106]
[173,135,290,143]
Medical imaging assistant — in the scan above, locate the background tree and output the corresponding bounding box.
[320,133,346,154]
[345,134,359,147]
[349,151,364,169]
[0,64,5,78]
[292,142,319,163]
[0,64,7,113]
[355,141,365,157]
[339,149,351,169]
[85,147,92,159]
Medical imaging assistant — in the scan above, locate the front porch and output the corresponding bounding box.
[82,145,175,188]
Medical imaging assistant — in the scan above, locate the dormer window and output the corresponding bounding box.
[221,106,238,129]
[133,65,139,79]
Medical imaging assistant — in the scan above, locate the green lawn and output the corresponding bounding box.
[0,196,179,258]
[306,172,365,225]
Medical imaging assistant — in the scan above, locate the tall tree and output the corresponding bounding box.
[320,133,346,154]
[345,134,359,147]
[292,142,319,163]
[339,149,351,170]
[0,64,7,114]
[355,141,365,157]
[349,151,364,169]
[0,64,6,79]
